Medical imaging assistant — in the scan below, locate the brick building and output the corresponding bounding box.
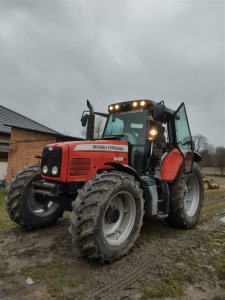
[0,105,82,183]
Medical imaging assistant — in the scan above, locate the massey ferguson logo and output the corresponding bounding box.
[93,144,124,151]
[75,144,128,152]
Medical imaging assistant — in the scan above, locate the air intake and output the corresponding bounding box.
[70,158,91,176]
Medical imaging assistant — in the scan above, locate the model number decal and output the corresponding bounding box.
[114,157,123,161]
[75,144,128,152]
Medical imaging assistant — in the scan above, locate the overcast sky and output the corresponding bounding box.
[0,0,224,147]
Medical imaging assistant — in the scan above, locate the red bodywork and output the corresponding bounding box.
[42,140,129,182]
[42,140,185,183]
[161,149,183,181]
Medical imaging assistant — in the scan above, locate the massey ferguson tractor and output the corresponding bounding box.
[6,99,203,262]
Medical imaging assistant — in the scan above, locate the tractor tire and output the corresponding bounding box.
[6,164,64,230]
[166,163,204,229]
[69,171,144,263]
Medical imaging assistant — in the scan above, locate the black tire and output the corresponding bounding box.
[166,163,204,229]
[69,171,144,263]
[5,164,64,230]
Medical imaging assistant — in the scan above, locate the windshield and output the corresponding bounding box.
[103,110,148,145]
[103,110,148,173]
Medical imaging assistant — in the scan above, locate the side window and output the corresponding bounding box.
[104,116,124,136]
[174,104,192,152]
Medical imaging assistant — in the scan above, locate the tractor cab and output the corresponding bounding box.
[103,100,151,173]
[100,99,194,176]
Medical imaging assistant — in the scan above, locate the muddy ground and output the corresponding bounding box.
[0,185,225,300]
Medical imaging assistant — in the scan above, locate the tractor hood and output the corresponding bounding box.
[41,139,129,182]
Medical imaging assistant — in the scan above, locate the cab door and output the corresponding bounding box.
[173,103,194,173]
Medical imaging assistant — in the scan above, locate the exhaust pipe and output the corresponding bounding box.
[86,100,95,140]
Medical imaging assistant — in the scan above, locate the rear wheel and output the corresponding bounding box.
[69,171,144,262]
[6,164,64,229]
[166,163,204,228]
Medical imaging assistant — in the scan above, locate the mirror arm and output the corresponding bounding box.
[94,112,108,118]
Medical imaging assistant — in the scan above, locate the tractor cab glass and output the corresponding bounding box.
[174,103,193,172]
[103,109,148,173]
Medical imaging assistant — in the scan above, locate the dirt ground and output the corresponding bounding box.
[0,184,225,300]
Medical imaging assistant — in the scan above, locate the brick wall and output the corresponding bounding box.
[6,128,57,183]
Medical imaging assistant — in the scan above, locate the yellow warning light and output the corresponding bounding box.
[132,102,138,107]
[140,101,146,106]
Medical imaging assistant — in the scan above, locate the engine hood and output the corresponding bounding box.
[42,139,129,182]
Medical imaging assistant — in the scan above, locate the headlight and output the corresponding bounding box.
[52,166,58,175]
[42,165,48,174]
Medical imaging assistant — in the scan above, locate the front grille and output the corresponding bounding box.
[70,158,91,176]
[41,147,62,178]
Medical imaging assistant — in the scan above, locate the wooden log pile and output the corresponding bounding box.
[203,177,219,190]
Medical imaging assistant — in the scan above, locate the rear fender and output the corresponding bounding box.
[161,149,183,181]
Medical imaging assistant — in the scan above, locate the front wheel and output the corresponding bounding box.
[6,164,64,229]
[166,163,204,229]
[69,171,144,262]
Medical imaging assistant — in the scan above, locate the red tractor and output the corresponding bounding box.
[6,99,203,262]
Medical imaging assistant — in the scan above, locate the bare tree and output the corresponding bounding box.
[94,117,104,139]
[199,143,215,167]
[215,146,225,175]
[81,116,105,139]
[192,134,208,152]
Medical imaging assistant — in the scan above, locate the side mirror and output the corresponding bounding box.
[81,114,89,127]
[152,103,165,122]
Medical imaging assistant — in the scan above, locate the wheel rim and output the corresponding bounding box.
[28,191,59,217]
[103,191,136,246]
[184,174,200,217]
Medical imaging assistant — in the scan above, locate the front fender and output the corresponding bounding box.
[105,162,143,186]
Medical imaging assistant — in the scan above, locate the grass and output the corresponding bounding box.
[201,200,225,221]
[201,227,225,290]
[140,257,203,299]
[204,188,225,199]
[0,261,9,272]
[140,189,225,299]
[20,261,86,299]
[0,190,17,232]
[141,280,183,299]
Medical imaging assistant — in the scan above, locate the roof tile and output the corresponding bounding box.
[0,105,61,135]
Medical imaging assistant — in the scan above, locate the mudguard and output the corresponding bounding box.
[161,149,183,181]
[105,162,143,185]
